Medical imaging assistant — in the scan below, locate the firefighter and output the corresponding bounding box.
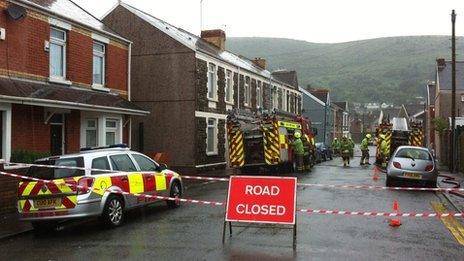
[331,138,340,156]
[348,138,355,158]
[379,134,389,168]
[340,136,351,167]
[292,131,305,172]
[360,133,372,165]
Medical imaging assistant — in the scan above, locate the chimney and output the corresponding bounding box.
[201,29,226,51]
[253,58,267,69]
[436,58,446,71]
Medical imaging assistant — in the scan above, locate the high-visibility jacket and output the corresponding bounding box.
[380,140,389,156]
[292,138,305,155]
[360,138,369,151]
[340,140,351,153]
[332,140,340,150]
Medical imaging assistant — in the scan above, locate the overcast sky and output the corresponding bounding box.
[75,0,464,43]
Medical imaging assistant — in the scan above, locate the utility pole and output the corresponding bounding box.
[450,10,456,173]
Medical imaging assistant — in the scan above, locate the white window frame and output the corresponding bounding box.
[225,70,234,104]
[92,41,107,90]
[244,77,251,107]
[49,27,67,82]
[256,81,262,109]
[80,113,123,148]
[206,118,218,155]
[105,118,120,146]
[207,63,217,101]
[84,118,98,148]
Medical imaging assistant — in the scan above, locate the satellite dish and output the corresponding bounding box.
[6,4,26,21]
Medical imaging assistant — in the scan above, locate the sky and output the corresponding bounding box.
[75,0,464,43]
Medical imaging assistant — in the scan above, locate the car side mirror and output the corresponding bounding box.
[158,163,168,171]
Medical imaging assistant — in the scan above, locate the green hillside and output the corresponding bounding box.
[227,36,464,104]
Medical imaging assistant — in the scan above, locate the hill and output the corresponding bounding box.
[227,36,464,104]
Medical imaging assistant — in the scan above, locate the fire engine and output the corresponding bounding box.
[227,109,317,174]
[375,117,424,166]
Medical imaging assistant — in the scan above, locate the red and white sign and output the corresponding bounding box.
[225,176,297,225]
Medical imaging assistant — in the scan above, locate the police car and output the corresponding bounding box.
[17,145,183,231]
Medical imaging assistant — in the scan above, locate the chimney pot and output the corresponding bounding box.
[253,57,267,69]
[436,58,446,71]
[201,29,226,51]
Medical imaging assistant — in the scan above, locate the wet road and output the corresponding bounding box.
[1,147,463,260]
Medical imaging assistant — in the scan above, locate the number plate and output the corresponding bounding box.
[404,173,422,179]
[34,198,62,209]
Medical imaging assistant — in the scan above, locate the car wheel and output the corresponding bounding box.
[31,221,57,233]
[101,195,124,228]
[167,181,182,209]
[386,176,395,187]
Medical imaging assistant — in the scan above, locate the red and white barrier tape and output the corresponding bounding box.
[3,162,463,192]
[297,208,464,218]
[2,171,462,219]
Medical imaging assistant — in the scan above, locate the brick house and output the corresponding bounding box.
[429,58,464,166]
[102,2,302,173]
[0,0,148,212]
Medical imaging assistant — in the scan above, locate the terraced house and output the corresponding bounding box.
[103,2,302,172]
[0,0,147,163]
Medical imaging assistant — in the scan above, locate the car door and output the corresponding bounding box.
[108,153,139,207]
[131,154,168,198]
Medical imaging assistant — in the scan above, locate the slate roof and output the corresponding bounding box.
[333,101,348,111]
[117,2,294,88]
[0,77,148,115]
[309,90,329,103]
[271,70,298,89]
[437,60,464,90]
[17,0,128,42]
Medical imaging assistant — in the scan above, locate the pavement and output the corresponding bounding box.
[0,212,32,240]
[1,146,464,260]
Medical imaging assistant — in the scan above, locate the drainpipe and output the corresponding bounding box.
[323,103,327,144]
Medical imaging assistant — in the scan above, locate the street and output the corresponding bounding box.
[0,147,463,260]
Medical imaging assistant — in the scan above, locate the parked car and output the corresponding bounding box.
[315,142,333,162]
[386,146,437,187]
[17,145,183,231]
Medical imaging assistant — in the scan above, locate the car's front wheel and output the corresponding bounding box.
[101,195,124,228]
[167,181,182,209]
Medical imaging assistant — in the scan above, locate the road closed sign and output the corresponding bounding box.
[225,176,297,225]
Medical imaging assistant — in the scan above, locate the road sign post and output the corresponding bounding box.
[222,176,297,248]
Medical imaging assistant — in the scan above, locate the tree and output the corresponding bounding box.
[432,117,448,136]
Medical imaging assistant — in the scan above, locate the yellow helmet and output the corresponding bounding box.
[294,132,301,138]
[366,134,372,139]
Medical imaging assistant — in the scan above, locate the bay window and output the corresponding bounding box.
[81,114,122,148]
[244,77,251,106]
[85,119,98,147]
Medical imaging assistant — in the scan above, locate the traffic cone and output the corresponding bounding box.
[389,199,402,227]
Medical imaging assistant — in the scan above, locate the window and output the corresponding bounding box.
[244,77,251,106]
[105,119,118,146]
[277,88,283,110]
[225,70,233,103]
[29,157,84,179]
[206,118,217,154]
[50,27,66,79]
[207,63,217,99]
[132,154,158,171]
[110,154,137,172]
[85,119,98,147]
[286,91,291,112]
[93,42,105,86]
[271,87,277,110]
[91,156,111,175]
[256,81,262,109]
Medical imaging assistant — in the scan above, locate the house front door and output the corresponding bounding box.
[50,114,64,156]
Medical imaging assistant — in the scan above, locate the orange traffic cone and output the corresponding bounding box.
[389,199,402,227]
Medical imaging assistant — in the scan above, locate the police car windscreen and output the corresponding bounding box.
[27,157,85,179]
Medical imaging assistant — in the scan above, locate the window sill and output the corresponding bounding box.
[49,77,72,86]
[225,101,234,106]
[92,84,110,92]
[206,152,218,156]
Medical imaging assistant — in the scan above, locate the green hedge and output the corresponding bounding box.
[10,150,50,164]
